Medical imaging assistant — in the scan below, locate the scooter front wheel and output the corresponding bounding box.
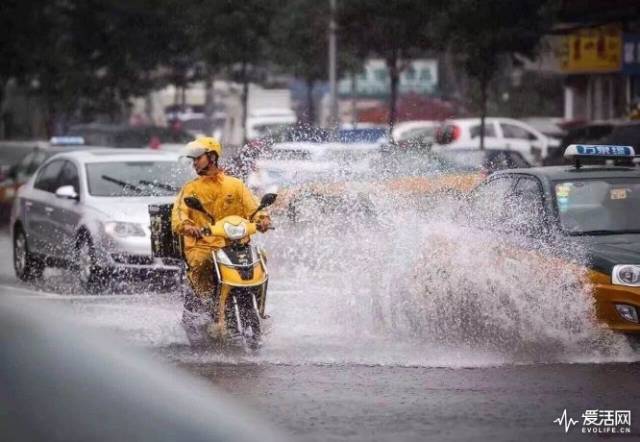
[228,291,262,351]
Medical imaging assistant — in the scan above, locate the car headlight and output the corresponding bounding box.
[215,249,233,266]
[104,221,146,237]
[615,304,639,323]
[612,265,640,287]
[223,222,247,240]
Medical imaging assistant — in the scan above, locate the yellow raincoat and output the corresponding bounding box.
[171,172,267,299]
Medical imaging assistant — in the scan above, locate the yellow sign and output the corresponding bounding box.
[559,25,622,73]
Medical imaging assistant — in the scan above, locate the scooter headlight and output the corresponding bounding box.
[612,265,640,287]
[223,222,247,240]
[215,249,233,266]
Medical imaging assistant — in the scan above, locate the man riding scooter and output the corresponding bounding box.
[171,137,272,342]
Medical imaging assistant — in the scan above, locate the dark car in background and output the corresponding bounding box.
[600,121,640,148]
[0,142,95,223]
[545,120,640,166]
[65,123,193,148]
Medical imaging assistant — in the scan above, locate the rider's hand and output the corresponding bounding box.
[183,225,203,239]
[256,216,272,233]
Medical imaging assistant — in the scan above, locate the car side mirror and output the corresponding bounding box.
[184,196,206,213]
[260,193,277,208]
[249,193,278,221]
[55,185,79,201]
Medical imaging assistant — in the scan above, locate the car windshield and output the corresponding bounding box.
[86,161,194,197]
[554,178,640,234]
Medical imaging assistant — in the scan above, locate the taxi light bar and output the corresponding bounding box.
[49,136,85,146]
[563,144,637,169]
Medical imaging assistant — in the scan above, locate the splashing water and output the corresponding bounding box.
[10,151,637,368]
[255,189,637,367]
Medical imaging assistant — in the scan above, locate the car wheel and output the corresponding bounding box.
[76,234,104,294]
[13,227,44,282]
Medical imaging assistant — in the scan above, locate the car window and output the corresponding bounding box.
[58,161,80,192]
[503,176,546,235]
[554,178,640,234]
[467,175,517,226]
[34,160,65,193]
[85,160,194,197]
[470,123,496,138]
[501,123,536,141]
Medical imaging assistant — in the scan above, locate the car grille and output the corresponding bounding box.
[111,254,154,265]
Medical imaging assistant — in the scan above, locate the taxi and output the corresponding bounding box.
[467,144,640,335]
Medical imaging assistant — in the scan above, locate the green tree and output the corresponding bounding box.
[193,0,282,143]
[66,0,196,122]
[269,0,329,125]
[442,0,557,148]
[1,0,196,135]
[338,0,442,132]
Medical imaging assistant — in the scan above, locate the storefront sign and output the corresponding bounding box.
[560,25,622,73]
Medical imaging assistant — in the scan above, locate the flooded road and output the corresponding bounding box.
[2,222,640,441]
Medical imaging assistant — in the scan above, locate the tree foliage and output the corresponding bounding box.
[269,0,329,124]
[338,0,443,129]
[440,0,557,147]
[1,0,559,137]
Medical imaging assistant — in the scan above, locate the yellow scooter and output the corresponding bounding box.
[182,194,276,351]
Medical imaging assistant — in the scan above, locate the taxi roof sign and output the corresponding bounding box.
[564,144,635,158]
[564,144,637,169]
[49,136,85,146]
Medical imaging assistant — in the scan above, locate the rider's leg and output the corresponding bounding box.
[182,247,217,341]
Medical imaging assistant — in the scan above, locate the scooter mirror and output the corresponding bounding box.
[260,193,277,208]
[184,196,206,213]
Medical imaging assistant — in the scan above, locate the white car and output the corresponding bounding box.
[11,149,195,291]
[433,117,560,165]
[392,120,438,144]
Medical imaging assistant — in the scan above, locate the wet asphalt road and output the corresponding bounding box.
[2,230,640,441]
[184,362,640,442]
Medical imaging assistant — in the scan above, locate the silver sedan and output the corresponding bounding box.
[11,149,195,291]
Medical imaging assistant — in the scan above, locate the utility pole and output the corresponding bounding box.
[328,0,338,129]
